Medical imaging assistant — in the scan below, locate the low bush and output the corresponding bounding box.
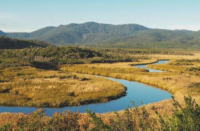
[1,96,199,131]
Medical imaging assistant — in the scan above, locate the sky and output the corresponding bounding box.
[0,0,200,32]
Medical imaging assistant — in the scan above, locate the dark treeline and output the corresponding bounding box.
[0,36,52,49]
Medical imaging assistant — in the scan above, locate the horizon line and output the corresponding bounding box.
[1,21,198,33]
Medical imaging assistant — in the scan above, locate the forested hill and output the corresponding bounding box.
[3,22,149,45]
[0,36,52,49]
[97,30,200,49]
[1,22,200,49]
[97,29,199,49]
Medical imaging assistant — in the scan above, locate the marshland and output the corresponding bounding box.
[0,46,199,130]
[1,1,200,130]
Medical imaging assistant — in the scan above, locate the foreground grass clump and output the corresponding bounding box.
[0,66,126,107]
[1,110,81,131]
[1,96,199,131]
[87,96,200,131]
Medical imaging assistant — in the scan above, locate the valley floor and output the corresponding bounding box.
[62,53,200,122]
[0,50,200,130]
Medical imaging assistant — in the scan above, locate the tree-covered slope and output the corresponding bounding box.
[5,22,149,45]
[0,36,52,49]
[7,27,55,39]
[2,22,200,49]
[98,29,199,49]
[158,31,200,49]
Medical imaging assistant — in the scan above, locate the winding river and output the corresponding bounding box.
[135,60,169,72]
[0,60,171,116]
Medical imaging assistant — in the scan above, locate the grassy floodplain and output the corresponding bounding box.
[62,52,200,110]
[0,47,199,130]
[0,66,126,107]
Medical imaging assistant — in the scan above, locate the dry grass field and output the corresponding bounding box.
[0,52,200,130]
[0,66,126,107]
[62,53,200,112]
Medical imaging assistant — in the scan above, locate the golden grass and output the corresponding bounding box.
[0,53,200,130]
[0,66,126,107]
[62,53,200,106]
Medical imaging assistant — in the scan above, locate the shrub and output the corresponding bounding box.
[88,96,200,131]
[1,96,200,131]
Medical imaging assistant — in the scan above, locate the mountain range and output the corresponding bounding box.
[1,22,200,49]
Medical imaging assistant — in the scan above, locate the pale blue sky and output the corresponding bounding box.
[0,0,200,32]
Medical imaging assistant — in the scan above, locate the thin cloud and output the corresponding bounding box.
[0,27,34,32]
[0,23,8,26]
[169,25,200,31]
[0,12,18,20]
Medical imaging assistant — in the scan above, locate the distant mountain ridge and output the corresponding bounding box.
[2,22,149,45]
[1,22,200,49]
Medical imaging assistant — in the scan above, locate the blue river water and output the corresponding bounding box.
[0,60,171,116]
[135,60,169,72]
